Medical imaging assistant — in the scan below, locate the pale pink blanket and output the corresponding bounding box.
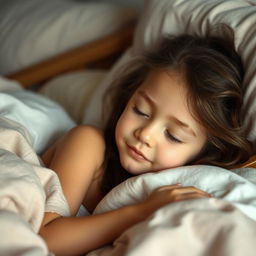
[0,117,69,255]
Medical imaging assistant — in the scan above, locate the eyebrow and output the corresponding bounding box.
[138,90,197,137]
[138,91,155,106]
[172,117,197,137]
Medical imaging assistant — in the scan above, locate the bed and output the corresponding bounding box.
[1,0,256,255]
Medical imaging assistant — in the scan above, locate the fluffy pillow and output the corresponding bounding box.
[82,47,135,126]
[40,70,107,123]
[0,0,137,75]
[93,165,256,221]
[82,0,256,151]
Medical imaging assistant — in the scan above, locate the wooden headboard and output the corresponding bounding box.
[232,155,256,169]
[6,22,136,89]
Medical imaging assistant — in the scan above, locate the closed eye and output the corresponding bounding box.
[165,130,183,143]
[132,106,149,118]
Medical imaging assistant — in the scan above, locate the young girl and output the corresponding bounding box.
[39,33,252,255]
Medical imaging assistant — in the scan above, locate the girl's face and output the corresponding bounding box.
[115,69,207,175]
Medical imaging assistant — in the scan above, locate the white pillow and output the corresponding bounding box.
[0,0,137,75]
[93,165,256,221]
[82,47,136,127]
[83,0,256,151]
[40,70,107,123]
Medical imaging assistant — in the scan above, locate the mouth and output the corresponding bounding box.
[126,144,149,162]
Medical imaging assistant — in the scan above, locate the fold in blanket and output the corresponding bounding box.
[89,155,256,255]
[0,116,70,255]
[88,199,256,256]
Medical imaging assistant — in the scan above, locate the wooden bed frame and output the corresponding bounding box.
[6,22,136,88]
[5,22,256,169]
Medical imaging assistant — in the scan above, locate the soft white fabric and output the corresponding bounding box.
[0,0,137,75]
[40,70,107,124]
[77,205,90,217]
[0,116,70,255]
[89,166,256,255]
[94,165,256,220]
[0,210,50,256]
[0,76,22,91]
[82,0,256,151]
[0,77,75,154]
[89,199,256,256]
[40,49,134,127]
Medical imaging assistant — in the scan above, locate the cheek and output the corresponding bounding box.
[155,145,188,169]
[115,111,133,141]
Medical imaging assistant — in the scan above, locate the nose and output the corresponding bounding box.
[134,123,156,147]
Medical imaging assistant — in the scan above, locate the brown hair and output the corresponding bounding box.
[101,33,252,194]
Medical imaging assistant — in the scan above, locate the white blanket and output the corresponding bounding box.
[88,166,256,255]
[89,199,256,256]
[0,77,75,155]
[0,116,70,255]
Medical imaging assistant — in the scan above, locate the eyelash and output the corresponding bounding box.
[165,130,183,143]
[133,106,183,144]
[132,106,149,118]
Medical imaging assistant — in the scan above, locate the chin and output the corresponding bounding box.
[119,153,152,175]
[126,165,151,175]
[122,164,138,175]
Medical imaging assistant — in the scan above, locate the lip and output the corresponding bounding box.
[126,144,149,162]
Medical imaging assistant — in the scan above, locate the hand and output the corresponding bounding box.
[138,184,212,218]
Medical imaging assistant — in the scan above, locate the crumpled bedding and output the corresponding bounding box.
[0,116,70,256]
[88,166,256,255]
[89,199,256,256]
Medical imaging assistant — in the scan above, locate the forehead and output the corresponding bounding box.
[137,69,188,102]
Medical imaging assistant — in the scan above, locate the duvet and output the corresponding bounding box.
[89,167,256,256]
[0,116,69,255]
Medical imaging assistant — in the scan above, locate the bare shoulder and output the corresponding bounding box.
[63,125,106,166]
[43,124,106,170]
[68,125,104,140]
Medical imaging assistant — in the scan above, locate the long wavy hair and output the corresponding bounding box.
[101,32,253,194]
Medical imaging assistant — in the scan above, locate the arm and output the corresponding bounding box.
[40,125,147,254]
[39,204,147,255]
[39,185,211,255]
[41,125,105,215]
